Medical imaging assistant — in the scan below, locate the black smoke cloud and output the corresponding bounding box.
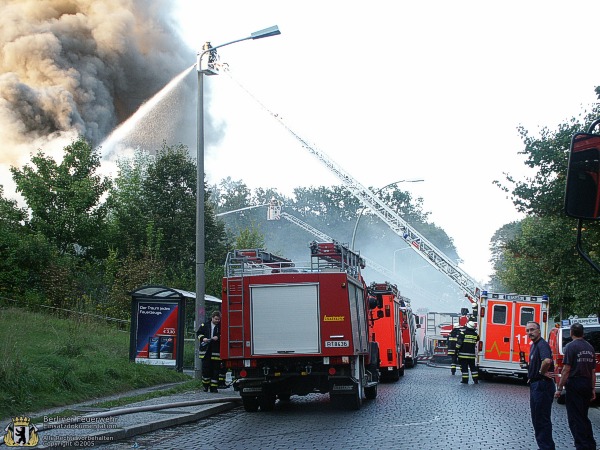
[0,0,196,166]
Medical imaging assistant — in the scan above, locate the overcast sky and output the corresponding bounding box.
[172,0,600,291]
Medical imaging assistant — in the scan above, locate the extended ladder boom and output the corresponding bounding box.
[230,72,482,302]
[276,211,442,305]
[265,113,481,303]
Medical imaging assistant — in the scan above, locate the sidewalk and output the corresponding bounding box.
[1,382,241,449]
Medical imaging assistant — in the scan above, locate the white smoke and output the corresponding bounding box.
[0,0,195,198]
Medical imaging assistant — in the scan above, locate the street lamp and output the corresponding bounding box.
[195,25,281,379]
[350,179,424,250]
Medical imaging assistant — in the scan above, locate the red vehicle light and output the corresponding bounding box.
[329,356,350,365]
[387,349,393,362]
[478,341,483,351]
[543,312,547,323]
[328,367,336,375]
[226,360,244,369]
[239,369,248,378]
[480,306,485,318]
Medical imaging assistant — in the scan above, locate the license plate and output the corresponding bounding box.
[325,340,349,348]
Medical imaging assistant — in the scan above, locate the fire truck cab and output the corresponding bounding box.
[548,316,600,401]
[477,291,550,380]
[221,242,380,411]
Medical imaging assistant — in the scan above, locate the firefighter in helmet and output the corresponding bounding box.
[456,320,479,384]
[447,323,462,375]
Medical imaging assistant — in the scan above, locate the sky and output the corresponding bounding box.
[170,1,600,287]
[2,1,600,311]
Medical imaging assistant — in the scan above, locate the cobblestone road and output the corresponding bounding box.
[96,364,600,449]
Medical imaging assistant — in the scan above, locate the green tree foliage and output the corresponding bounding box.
[0,188,55,298]
[10,137,111,259]
[216,182,458,275]
[493,109,600,316]
[107,149,154,258]
[142,143,197,268]
[235,222,266,249]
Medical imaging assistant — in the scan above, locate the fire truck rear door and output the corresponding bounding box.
[513,303,538,363]
[482,299,515,364]
[250,283,320,355]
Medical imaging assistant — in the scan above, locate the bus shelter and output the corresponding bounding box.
[128,285,191,372]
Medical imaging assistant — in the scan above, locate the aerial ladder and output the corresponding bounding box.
[231,75,482,305]
[266,199,443,305]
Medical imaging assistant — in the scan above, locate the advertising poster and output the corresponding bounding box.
[134,301,179,366]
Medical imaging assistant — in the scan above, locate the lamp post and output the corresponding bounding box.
[195,26,281,379]
[350,179,424,251]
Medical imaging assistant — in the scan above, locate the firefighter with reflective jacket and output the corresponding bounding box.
[456,320,479,384]
[197,311,222,393]
[447,323,462,375]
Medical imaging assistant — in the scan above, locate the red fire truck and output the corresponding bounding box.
[221,242,380,411]
[476,291,550,380]
[368,282,405,381]
[548,316,600,403]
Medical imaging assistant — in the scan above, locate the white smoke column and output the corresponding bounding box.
[0,0,194,198]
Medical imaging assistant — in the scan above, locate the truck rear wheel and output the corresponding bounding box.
[365,384,377,400]
[242,396,259,412]
[348,357,365,410]
[259,394,276,411]
[277,392,291,402]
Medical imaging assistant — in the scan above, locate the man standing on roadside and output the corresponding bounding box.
[554,323,597,450]
[526,321,555,450]
[197,311,222,393]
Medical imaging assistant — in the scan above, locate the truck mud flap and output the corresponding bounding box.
[328,378,358,395]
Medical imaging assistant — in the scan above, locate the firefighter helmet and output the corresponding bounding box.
[467,321,476,329]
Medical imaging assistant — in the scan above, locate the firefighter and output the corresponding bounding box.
[197,310,222,393]
[456,320,479,384]
[447,323,462,375]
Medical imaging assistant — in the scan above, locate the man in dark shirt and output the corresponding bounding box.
[554,323,597,450]
[526,321,555,450]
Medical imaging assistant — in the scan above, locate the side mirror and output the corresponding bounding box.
[565,133,600,220]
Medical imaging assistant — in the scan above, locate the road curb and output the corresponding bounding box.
[36,402,239,449]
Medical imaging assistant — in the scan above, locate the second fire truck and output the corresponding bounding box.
[368,282,405,381]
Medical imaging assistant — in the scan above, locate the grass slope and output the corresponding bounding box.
[0,307,192,419]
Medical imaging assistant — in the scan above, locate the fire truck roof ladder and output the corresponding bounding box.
[309,241,365,279]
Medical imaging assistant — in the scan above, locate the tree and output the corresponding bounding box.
[494,108,600,316]
[235,222,266,249]
[10,137,111,259]
[142,143,197,268]
[106,149,155,258]
[0,187,35,296]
